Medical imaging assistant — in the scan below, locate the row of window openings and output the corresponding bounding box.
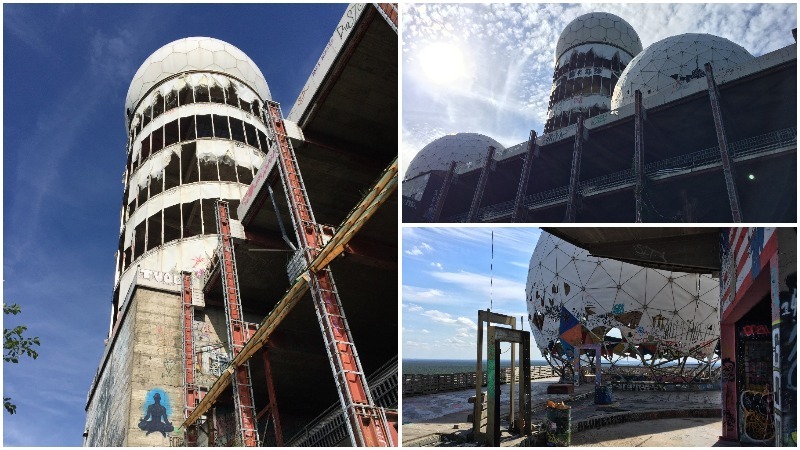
[125,142,257,220]
[128,81,264,142]
[554,51,627,79]
[544,105,610,133]
[120,199,240,274]
[549,74,620,108]
[127,114,269,177]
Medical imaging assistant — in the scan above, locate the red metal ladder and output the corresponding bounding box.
[265,100,392,446]
[181,272,199,446]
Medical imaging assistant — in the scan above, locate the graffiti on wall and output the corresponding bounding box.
[214,404,239,446]
[138,389,175,437]
[779,280,797,446]
[198,344,230,377]
[740,390,774,443]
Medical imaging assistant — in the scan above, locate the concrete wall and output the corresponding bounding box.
[127,287,185,446]
[84,298,135,446]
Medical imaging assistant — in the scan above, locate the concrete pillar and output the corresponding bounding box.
[512,131,538,223]
[467,146,496,223]
[634,90,645,223]
[430,161,457,222]
[564,116,586,222]
[705,63,742,222]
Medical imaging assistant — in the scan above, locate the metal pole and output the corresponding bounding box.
[512,131,537,222]
[564,116,585,222]
[467,146,496,223]
[634,90,645,223]
[430,161,457,222]
[704,63,742,222]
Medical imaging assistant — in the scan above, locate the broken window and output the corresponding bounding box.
[200,198,217,234]
[123,247,132,271]
[199,157,218,182]
[244,122,258,149]
[179,83,194,106]
[257,130,269,152]
[138,179,149,205]
[225,84,239,108]
[229,117,245,144]
[133,222,146,261]
[164,151,181,191]
[196,114,213,139]
[194,84,210,103]
[213,115,230,139]
[152,92,164,119]
[252,101,262,122]
[209,84,225,104]
[239,98,252,115]
[218,158,238,183]
[151,126,164,154]
[181,143,199,184]
[142,105,152,128]
[146,210,163,251]
[163,204,181,245]
[182,200,202,238]
[165,119,179,148]
[180,116,196,142]
[165,89,178,112]
[236,164,253,185]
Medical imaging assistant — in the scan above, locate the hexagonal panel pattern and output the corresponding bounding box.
[404,133,504,180]
[526,232,720,368]
[555,12,642,61]
[611,33,754,109]
[126,37,271,119]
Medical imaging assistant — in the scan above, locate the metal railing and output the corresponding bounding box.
[444,126,796,222]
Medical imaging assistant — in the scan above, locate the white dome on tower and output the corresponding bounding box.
[611,33,754,109]
[555,12,642,61]
[125,37,271,121]
[405,133,504,180]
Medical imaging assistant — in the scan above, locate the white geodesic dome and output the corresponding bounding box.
[555,12,642,61]
[611,33,754,109]
[525,232,720,371]
[404,133,505,180]
[125,37,271,122]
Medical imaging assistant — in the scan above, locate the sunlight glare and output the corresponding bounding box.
[419,42,466,84]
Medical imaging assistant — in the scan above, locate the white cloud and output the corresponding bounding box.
[430,261,443,270]
[405,242,434,256]
[422,309,478,330]
[403,286,446,303]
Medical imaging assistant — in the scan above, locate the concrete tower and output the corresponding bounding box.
[544,12,642,133]
[85,37,272,446]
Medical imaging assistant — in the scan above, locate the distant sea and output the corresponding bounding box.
[402,359,550,376]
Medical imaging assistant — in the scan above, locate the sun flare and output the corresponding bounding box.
[419,42,466,84]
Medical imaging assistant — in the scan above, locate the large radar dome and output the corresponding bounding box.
[526,232,720,376]
[611,33,754,109]
[126,37,271,122]
[405,133,504,180]
[555,12,642,61]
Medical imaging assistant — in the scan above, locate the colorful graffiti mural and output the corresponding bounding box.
[138,388,175,437]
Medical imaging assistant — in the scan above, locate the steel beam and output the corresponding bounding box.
[181,272,198,447]
[430,161,457,223]
[512,131,537,223]
[486,326,531,446]
[634,90,645,223]
[467,146,496,223]
[473,310,516,443]
[564,116,586,222]
[705,63,742,222]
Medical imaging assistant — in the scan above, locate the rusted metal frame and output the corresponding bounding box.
[182,156,394,430]
[564,116,586,222]
[260,349,284,446]
[467,146,497,223]
[215,201,259,447]
[430,161,457,222]
[181,272,198,446]
[266,101,390,446]
[634,90,645,223]
[474,311,516,443]
[486,326,531,446]
[512,131,537,223]
[704,63,742,222]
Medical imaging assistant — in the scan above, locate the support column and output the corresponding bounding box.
[634,90,645,223]
[474,311,516,443]
[430,161,457,223]
[181,272,198,447]
[705,63,742,222]
[216,201,259,447]
[487,326,531,446]
[512,131,537,223]
[467,146,496,223]
[257,350,284,446]
[564,116,586,222]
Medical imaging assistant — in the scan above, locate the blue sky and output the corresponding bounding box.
[402,227,544,360]
[3,4,347,445]
[401,3,798,174]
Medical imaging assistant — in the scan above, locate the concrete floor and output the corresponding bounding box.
[402,377,724,447]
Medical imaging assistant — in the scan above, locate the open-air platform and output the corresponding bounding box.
[402,377,724,447]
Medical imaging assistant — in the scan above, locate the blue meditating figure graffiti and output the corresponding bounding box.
[138,389,175,437]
